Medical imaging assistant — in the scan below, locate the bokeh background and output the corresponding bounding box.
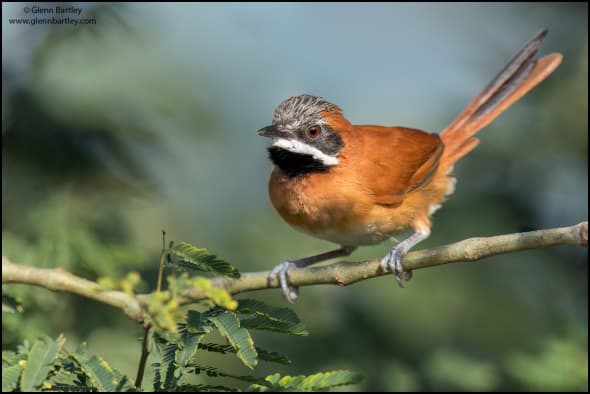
[2,2,587,391]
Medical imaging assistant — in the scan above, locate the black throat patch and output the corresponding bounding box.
[268,147,330,177]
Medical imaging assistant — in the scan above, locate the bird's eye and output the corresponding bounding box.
[306,126,321,139]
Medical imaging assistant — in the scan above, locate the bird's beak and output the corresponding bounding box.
[257,125,281,138]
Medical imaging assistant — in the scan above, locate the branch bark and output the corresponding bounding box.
[3,221,587,322]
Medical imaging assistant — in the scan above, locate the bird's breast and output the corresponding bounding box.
[268,168,406,246]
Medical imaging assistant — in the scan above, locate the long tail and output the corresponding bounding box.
[440,29,562,165]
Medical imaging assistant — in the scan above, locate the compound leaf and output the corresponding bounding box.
[168,242,239,278]
[20,336,62,392]
[248,370,364,392]
[209,312,258,369]
[237,299,308,336]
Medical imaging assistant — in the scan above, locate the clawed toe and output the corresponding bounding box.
[268,262,299,303]
[380,247,412,288]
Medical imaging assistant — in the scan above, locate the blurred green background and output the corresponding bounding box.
[2,2,587,391]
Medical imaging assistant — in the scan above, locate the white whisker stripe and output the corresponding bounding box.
[273,138,339,166]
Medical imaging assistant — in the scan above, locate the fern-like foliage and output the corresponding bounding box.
[1,336,136,392]
[167,241,240,278]
[248,370,364,392]
[210,311,259,369]
[197,342,291,365]
[2,364,23,392]
[2,238,362,392]
[148,295,361,392]
[20,335,63,392]
[237,299,308,336]
[83,356,135,392]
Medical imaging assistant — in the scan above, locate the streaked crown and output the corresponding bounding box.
[272,94,342,130]
[259,94,346,177]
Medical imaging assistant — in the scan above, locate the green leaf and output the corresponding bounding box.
[74,342,88,359]
[176,383,235,392]
[186,310,214,334]
[44,383,86,391]
[20,335,62,391]
[197,343,291,365]
[2,350,27,365]
[175,329,204,368]
[248,370,364,392]
[241,316,308,336]
[237,299,308,336]
[255,348,291,365]
[155,334,259,391]
[3,337,135,393]
[195,342,234,356]
[82,355,134,392]
[209,312,258,369]
[168,242,240,278]
[191,365,264,384]
[153,317,208,391]
[152,363,163,392]
[17,340,31,355]
[159,344,179,391]
[46,357,92,392]
[154,320,206,391]
[2,364,23,392]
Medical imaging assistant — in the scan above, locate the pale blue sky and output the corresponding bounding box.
[2,2,587,241]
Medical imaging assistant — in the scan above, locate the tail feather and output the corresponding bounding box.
[440,29,562,165]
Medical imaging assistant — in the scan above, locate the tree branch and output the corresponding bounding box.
[3,222,587,322]
[1,260,145,321]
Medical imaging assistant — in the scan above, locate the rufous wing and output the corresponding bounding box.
[355,126,444,207]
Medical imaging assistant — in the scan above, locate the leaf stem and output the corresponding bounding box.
[134,323,151,388]
[136,230,167,388]
[156,230,167,293]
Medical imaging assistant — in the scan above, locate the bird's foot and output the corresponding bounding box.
[380,246,413,287]
[268,261,299,303]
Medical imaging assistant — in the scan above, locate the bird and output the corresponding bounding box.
[257,29,562,302]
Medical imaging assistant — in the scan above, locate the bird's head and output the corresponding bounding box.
[258,94,349,177]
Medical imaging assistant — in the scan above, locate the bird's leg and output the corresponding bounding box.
[381,229,430,287]
[269,246,357,303]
